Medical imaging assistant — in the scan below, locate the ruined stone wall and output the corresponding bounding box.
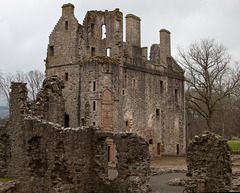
[185,132,232,192]
[2,78,151,193]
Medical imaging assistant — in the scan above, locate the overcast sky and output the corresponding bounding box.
[0,0,240,73]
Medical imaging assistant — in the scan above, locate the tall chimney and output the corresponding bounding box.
[126,14,141,47]
[160,29,171,67]
[62,3,75,17]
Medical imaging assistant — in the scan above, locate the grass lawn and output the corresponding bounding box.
[0,178,13,182]
[228,140,240,150]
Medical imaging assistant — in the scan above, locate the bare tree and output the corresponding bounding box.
[0,70,44,105]
[178,38,240,131]
[26,70,45,100]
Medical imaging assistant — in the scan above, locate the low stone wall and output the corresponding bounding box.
[0,180,19,193]
[185,132,232,192]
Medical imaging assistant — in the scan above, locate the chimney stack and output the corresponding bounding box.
[160,29,171,67]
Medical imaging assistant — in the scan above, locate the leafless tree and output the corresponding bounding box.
[26,70,45,100]
[0,70,44,105]
[178,38,240,131]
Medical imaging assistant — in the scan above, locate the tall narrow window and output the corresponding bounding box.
[107,48,111,57]
[156,109,160,117]
[160,81,163,95]
[101,24,106,39]
[50,46,54,56]
[125,120,128,127]
[92,47,95,56]
[65,21,68,30]
[93,81,96,91]
[91,24,94,37]
[133,79,136,87]
[93,101,96,111]
[149,139,153,144]
[175,89,178,103]
[65,72,69,81]
[64,113,69,128]
[125,75,128,85]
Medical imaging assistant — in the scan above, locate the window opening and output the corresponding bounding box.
[175,89,178,103]
[157,143,161,155]
[49,46,54,56]
[101,24,106,39]
[92,47,95,56]
[160,81,163,94]
[65,20,68,30]
[133,79,136,87]
[93,81,96,91]
[81,118,85,126]
[125,75,128,85]
[177,144,179,155]
[107,48,111,57]
[149,139,153,144]
[64,113,69,128]
[91,24,94,37]
[156,109,160,117]
[93,122,96,126]
[93,101,96,111]
[125,120,128,127]
[122,89,125,96]
[65,72,69,81]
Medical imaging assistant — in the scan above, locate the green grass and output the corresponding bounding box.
[0,178,14,182]
[228,140,240,151]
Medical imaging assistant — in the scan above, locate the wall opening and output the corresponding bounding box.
[175,89,178,103]
[91,47,95,56]
[149,139,153,144]
[93,122,95,126]
[101,24,106,39]
[133,79,136,87]
[49,46,54,56]
[64,113,69,127]
[125,75,128,85]
[91,24,94,37]
[125,120,128,127]
[81,118,85,126]
[106,137,118,180]
[93,81,96,91]
[65,21,68,30]
[65,72,69,81]
[122,89,125,96]
[157,143,161,155]
[156,109,160,117]
[160,81,163,95]
[107,48,111,57]
[93,101,96,111]
[177,144,179,155]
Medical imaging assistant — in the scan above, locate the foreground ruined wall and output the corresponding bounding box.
[1,77,151,193]
[185,132,232,192]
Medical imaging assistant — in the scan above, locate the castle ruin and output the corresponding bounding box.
[45,3,186,157]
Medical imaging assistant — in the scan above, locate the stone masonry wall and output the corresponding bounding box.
[1,78,151,193]
[185,132,232,192]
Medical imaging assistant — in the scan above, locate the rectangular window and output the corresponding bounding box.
[93,101,96,111]
[91,24,94,37]
[81,118,85,126]
[149,139,153,144]
[160,81,163,95]
[49,46,54,56]
[93,122,96,126]
[175,89,178,103]
[93,81,96,91]
[65,72,69,81]
[107,48,111,57]
[125,120,128,127]
[65,20,68,30]
[92,47,95,56]
[133,79,136,87]
[102,24,106,39]
[156,109,160,116]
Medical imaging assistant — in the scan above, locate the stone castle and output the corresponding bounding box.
[45,3,185,157]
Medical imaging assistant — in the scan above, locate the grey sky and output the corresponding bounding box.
[0,0,240,73]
